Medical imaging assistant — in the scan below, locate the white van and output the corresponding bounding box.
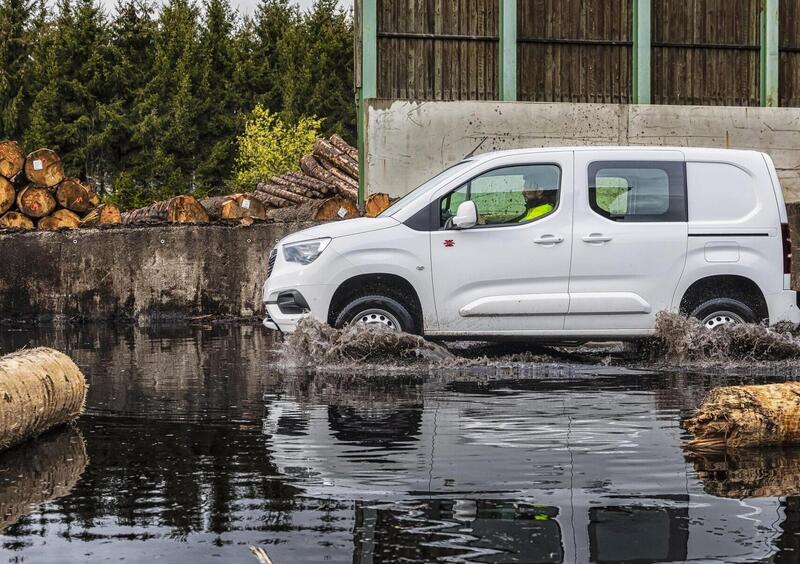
[263,147,799,339]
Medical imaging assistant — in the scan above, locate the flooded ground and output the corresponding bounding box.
[2,324,800,562]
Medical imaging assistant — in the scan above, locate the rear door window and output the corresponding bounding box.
[588,161,686,222]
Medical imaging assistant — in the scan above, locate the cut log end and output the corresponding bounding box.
[81,203,121,227]
[265,196,359,223]
[56,179,94,213]
[0,177,14,215]
[17,185,56,218]
[0,140,25,179]
[365,193,391,217]
[0,211,34,229]
[39,209,82,230]
[24,148,65,187]
[168,195,208,223]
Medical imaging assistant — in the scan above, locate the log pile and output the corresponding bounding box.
[0,141,120,231]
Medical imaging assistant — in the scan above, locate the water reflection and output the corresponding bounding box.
[0,324,799,561]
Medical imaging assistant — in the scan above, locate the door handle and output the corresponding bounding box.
[534,234,564,245]
[582,234,612,243]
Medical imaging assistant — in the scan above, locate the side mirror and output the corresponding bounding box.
[452,200,477,229]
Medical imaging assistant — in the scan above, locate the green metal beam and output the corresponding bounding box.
[499,0,517,101]
[760,0,779,107]
[357,0,377,207]
[632,0,651,104]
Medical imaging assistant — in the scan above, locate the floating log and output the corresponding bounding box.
[0,177,14,215]
[255,183,310,205]
[201,193,268,220]
[265,196,359,222]
[121,195,208,224]
[38,209,81,230]
[24,148,64,187]
[80,203,121,227]
[0,141,25,179]
[687,446,800,499]
[300,155,357,200]
[56,179,93,213]
[16,185,56,218]
[365,193,391,217]
[0,211,34,229]
[329,134,359,160]
[313,138,359,178]
[683,382,800,449]
[0,427,87,532]
[0,348,86,452]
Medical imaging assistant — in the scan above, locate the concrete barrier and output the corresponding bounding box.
[366,100,800,202]
[0,223,313,322]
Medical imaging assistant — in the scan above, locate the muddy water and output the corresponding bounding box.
[2,325,800,562]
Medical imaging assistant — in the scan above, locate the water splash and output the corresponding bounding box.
[280,317,454,367]
[653,311,800,363]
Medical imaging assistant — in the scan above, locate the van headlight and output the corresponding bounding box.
[282,237,331,265]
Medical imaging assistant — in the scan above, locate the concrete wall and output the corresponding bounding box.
[366,100,800,202]
[0,223,313,322]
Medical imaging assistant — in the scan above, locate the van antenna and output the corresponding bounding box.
[464,136,488,159]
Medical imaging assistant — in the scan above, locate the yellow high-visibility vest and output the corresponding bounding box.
[521,203,554,222]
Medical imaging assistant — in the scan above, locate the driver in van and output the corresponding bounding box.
[514,172,557,223]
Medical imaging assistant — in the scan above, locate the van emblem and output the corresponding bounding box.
[444,239,455,247]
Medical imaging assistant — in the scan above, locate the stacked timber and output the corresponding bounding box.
[0,141,120,230]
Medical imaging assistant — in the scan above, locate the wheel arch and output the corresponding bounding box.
[327,273,423,328]
[678,274,768,321]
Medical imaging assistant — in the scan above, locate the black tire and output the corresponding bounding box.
[334,294,418,334]
[689,297,757,329]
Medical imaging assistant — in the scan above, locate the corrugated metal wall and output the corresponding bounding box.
[517,0,632,104]
[370,0,791,106]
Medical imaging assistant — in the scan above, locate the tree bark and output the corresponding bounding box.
[254,183,311,205]
[81,203,121,227]
[313,138,359,178]
[17,185,56,218]
[24,148,64,187]
[284,172,334,195]
[56,179,93,213]
[330,134,359,161]
[251,192,292,208]
[0,177,14,215]
[0,211,34,229]
[300,155,357,200]
[265,196,359,222]
[0,140,25,180]
[365,193,391,217]
[122,195,208,224]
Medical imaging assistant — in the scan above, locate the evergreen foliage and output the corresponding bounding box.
[0,0,355,208]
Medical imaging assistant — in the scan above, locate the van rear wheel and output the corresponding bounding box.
[334,295,417,334]
[690,298,756,329]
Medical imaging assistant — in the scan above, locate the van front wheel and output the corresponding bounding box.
[690,298,756,329]
[334,295,417,334]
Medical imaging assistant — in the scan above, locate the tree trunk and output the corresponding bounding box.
[284,172,334,195]
[319,157,358,188]
[0,347,86,451]
[201,194,268,220]
[56,179,93,213]
[265,196,359,222]
[684,382,800,449]
[313,138,359,178]
[81,203,121,227]
[0,140,25,180]
[17,185,56,218]
[122,195,208,224]
[0,211,34,229]
[251,192,291,208]
[0,177,14,215]
[254,183,311,205]
[300,155,357,200]
[38,209,81,230]
[365,193,391,217]
[24,148,64,187]
[330,133,359,161]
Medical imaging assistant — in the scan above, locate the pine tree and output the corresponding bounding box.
[0,0,36,138]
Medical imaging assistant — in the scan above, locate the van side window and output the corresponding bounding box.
[588,161,686,222]
[440,164,561,228]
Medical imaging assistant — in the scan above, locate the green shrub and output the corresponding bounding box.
[233,105,321,190]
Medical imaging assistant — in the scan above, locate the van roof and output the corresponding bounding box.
[469,146,766,162]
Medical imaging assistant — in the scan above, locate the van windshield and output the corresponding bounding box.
[379,160,474,218]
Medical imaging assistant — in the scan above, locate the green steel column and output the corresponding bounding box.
[499,0,517,101]
[632,0,651,104]
[358,0,377,207]
[760,0,779,107]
